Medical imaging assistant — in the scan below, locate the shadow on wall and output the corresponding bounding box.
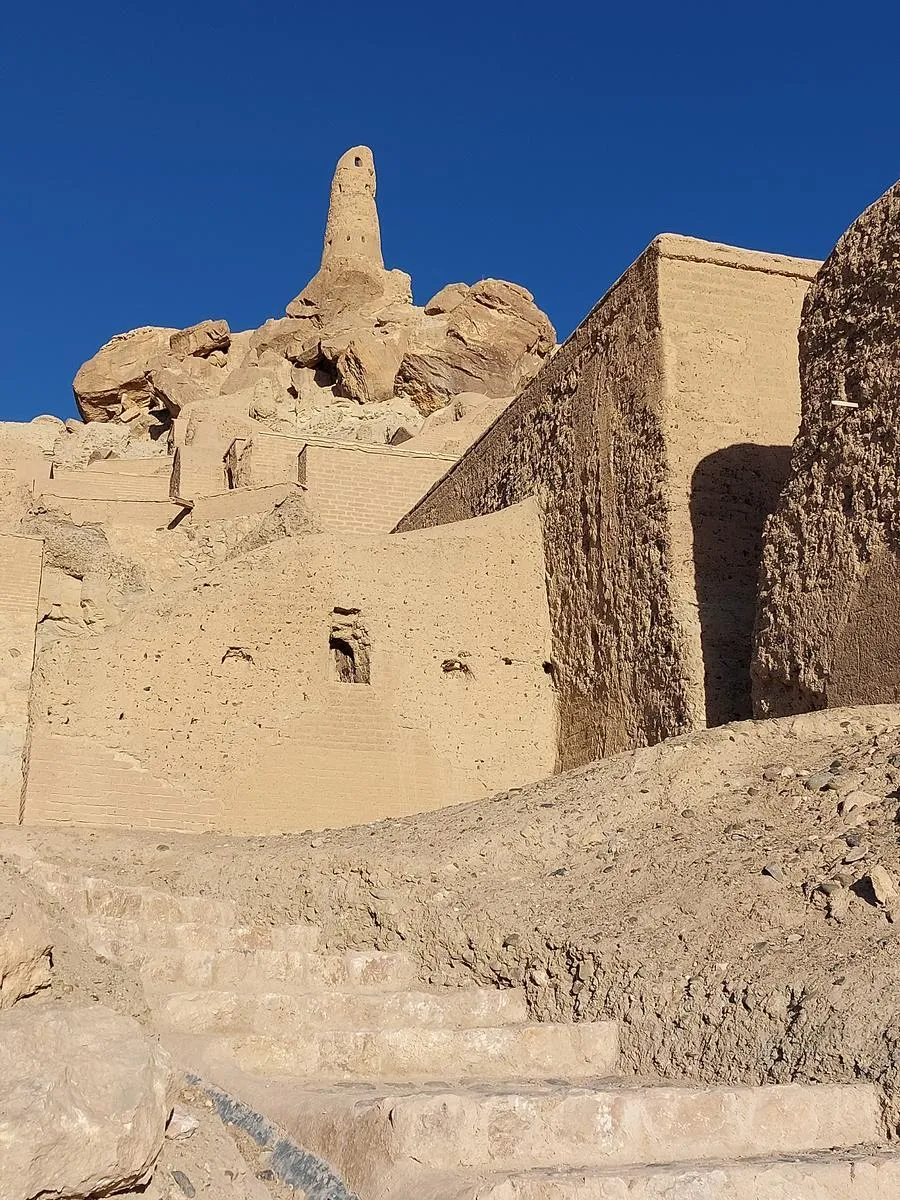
[691,443,793,727]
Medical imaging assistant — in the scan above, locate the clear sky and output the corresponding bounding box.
[1,0,898,422]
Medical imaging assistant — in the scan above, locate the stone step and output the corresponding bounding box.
[82,916,321,960]
[154,986,529,1034]
[166,1021,620,1083]
[393,1154,900,1200]
[309,1078,879,1174]
[41,876,237,925]
[140,946,417,993]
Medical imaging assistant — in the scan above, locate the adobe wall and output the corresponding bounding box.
[26,500,555,833]
[656,237,816,726]
[25,732,221,832]
[41,464,171,502]
[297,440,456,534]
[397,236,819,766]
[0,536,42,823]
[228,434,457,535]
[229,432,302,486]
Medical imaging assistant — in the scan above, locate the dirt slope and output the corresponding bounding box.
[8,704,900,1125]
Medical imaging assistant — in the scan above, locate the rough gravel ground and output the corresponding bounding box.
[9,704,900,1126]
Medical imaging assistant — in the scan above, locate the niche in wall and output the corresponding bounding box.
[329,607,371,684]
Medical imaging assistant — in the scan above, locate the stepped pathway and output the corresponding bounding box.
[12,854,900,1199]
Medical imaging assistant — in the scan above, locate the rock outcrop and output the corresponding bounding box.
[397,278,554,413]
[0,1004,173,1200]
[0,886,51,1010]
[69,146,555,452]
[753,179,900,716]
[73,327,178,424]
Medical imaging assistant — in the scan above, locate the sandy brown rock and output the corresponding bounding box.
[73,327,178,422]
[0,1003,173,1200]
[150,365,210,417]
[754,180,900,717]
[49,420,168,470]
[69,149,554,442]
[397,279,555,414]
[247,318,321,365]
[424,282,469,315]
[405,392,510,454]
[170,320,230,359]
[331,328,406,404]
[0,884,51,1009]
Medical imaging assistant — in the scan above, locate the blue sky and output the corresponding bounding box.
[1,0,898,421]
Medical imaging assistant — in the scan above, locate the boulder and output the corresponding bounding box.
[331,328,406,404]
[0,1003,173,1200]
[397,279,555,414]
[149,365,210,417]
[180,397,257,450]
[291,366,335,410]
[424,282,469,315]
[249,317,321,365]
[169,319,230,359]
[753,180,900,716]
[289,265,413,321]
[0,891,51,1010]
[73,327,178,422]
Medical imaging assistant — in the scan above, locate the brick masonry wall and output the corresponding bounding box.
[33,495,184,528]
[30,501,555,833]
[43,468,173,502]
[398,236,820,768]
[241,433,303,486]
[657,237,817,727]
[25,732,222,832]
[171,446,225,499]
[0,535,42,823]
[220,686,456,834]
[299,442,457,535]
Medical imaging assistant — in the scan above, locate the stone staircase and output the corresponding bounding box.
[16,857,900,1199]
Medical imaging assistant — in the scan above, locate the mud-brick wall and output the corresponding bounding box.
[398,236,819,768]
[398,247,682,768]
[235,432,303,486]
[299,441,457,535]
[25,732,221,832]
[0,535,42,823]
[29,501,556,833]
[657,237,817,727]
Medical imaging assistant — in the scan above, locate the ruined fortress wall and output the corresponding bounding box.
[656,237,817,726]
[398,247,678,767]
[297,441,457,535]
[229,434,456,535]
[25,733,221,832]
[398,237,818,766]
[26,501,554,833]
[0,535,42,823]
[42,466,171,502]
[232,432,303,486]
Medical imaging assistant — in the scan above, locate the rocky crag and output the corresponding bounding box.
[67,146,555,460]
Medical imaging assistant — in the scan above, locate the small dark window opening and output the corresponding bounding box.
[331,636,359,683]
[330,607,371,684]
[354,156,362,166]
